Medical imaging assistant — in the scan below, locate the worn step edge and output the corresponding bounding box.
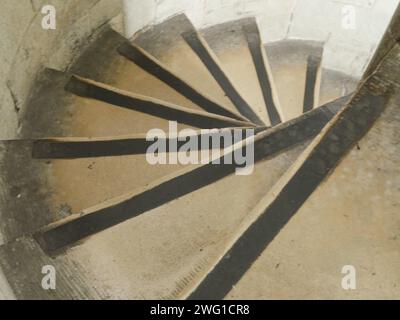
[65,75,255,129]
[264,39,324,120]
[181,30,265,126]
[68,26,210,115]
[303,53,323,112]
[243,20,283,125]
[117,41,248,122]
[186,43,400,300]
[29,127,263,159]
[33,96,347,254]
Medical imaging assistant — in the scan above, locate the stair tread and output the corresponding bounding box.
[2,92,347,299]
[5,95,345,247]
[20,69,245,139]
[189,45,400,299]
[47,143,307,299]
[20,68,243,139]
[132,14,239,116]
[0,138,188,247]
[3,69,205,245]
[0,142,304,299]
[227,79,400,299]
[265,39,323,120]
[4,67,254,246]
[34,95,345,254]
[66,75,252,129]
[319,68,358,106]
[4,7,396,299]
[201,18,270,125]
[70,27,204,113]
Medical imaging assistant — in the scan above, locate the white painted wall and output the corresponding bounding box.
[123,0,399,77]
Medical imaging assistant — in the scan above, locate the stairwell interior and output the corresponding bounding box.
[0,0,399,299]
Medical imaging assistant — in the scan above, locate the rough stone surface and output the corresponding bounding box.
[0,0,122,139]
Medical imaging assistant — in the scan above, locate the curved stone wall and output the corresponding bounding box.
[0,0,122,139]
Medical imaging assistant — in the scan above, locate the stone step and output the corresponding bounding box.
[69,26,212,114]
[265,40,323,120]
[132,14,246,121]
[187,44,400,299]
[200,18,282,126]
[319,68,358,106]
[33,96,345,254]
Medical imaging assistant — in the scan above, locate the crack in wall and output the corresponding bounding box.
[285,0,298,39]
[6,82,20,114]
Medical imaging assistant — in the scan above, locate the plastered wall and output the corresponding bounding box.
[0,0,122,139]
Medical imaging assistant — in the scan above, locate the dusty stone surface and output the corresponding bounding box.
[201,18,272,125]
[265,40,324,120]
[227,93,400,299]
[70,27,205,113]
[61,144,307,299]
[133,14,238,115]
[319,68,358,106]
[0,69,193,246]
[0,237,108,299]
[224,44,400,299]
[1,2,398,300]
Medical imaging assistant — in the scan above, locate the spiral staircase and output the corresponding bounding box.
[0,8,399,300]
